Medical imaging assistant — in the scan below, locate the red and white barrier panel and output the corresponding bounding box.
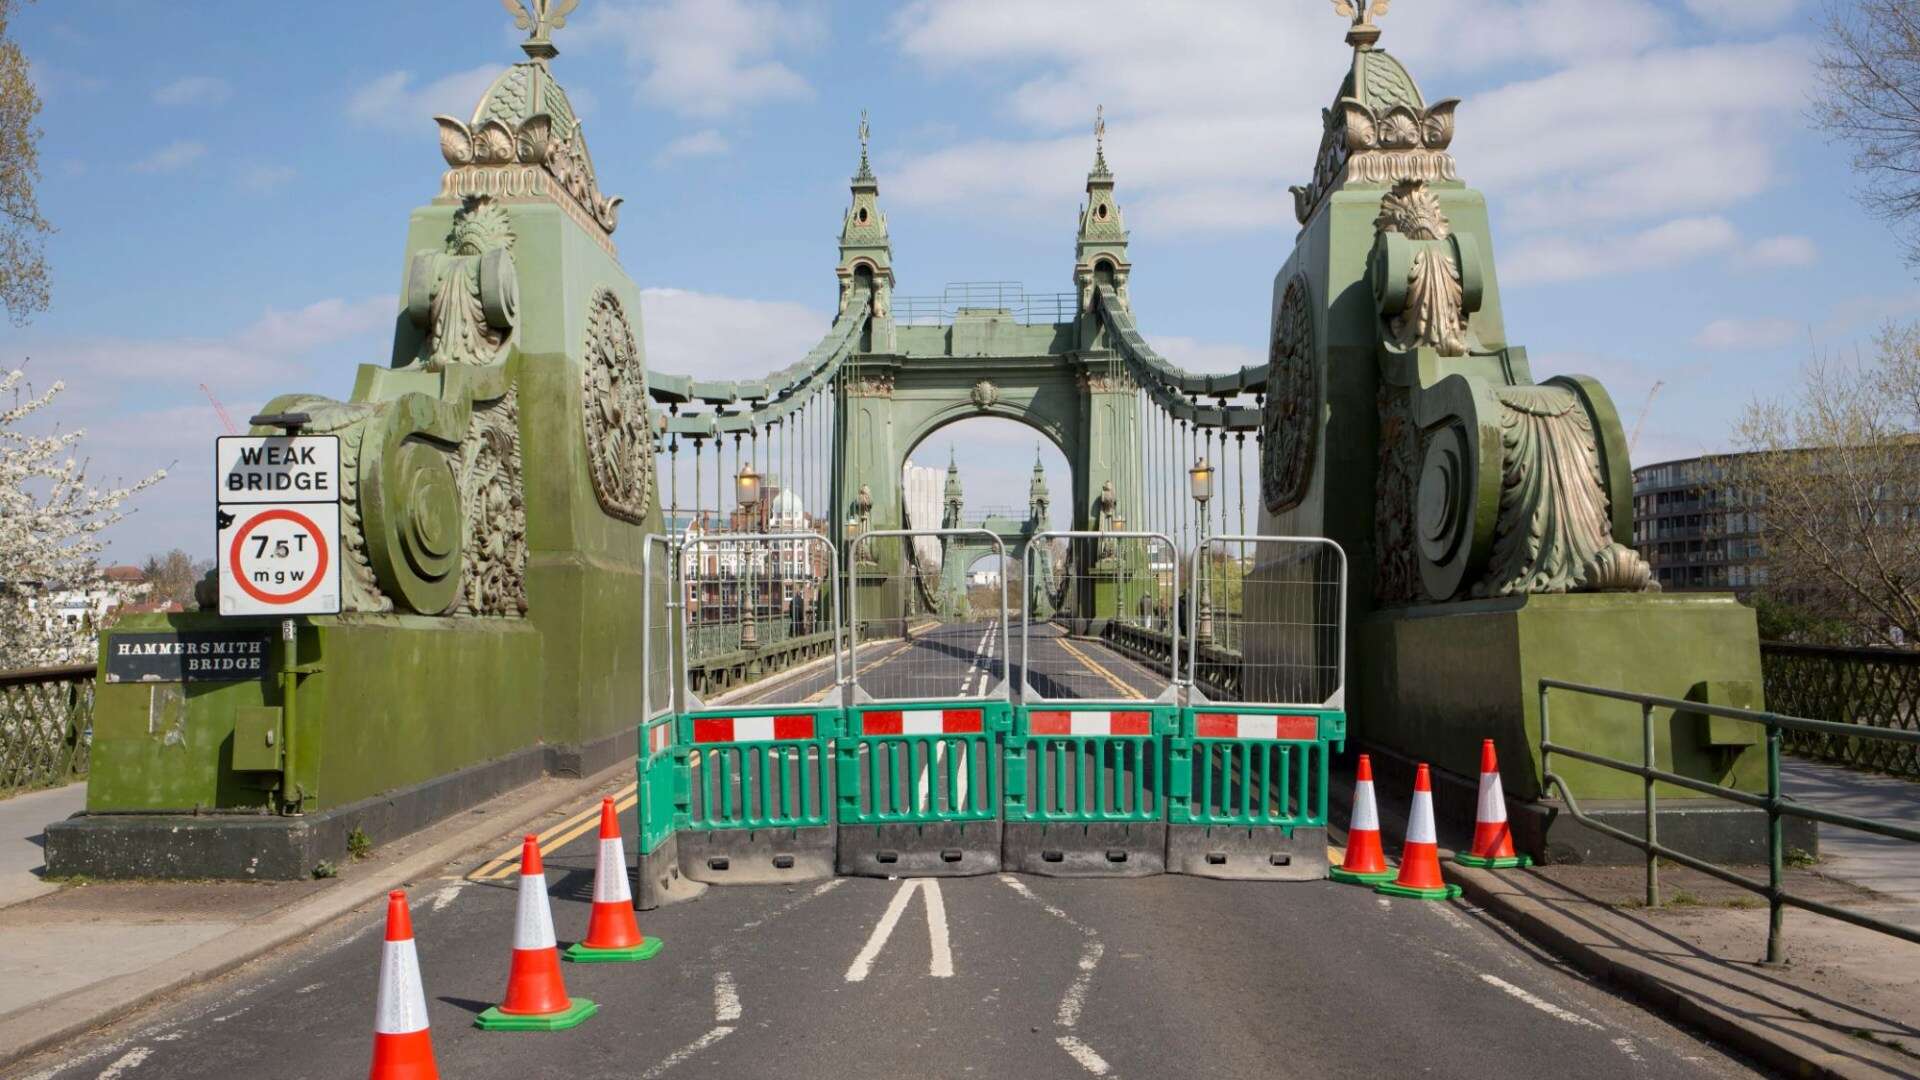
[862,708,983,735]
[1193,713,1320,741]
[691,714,816,743]
[646,720,673,756]
[1027,710,1153,736]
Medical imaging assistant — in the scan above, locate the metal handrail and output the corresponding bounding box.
[1021,530,1179,706]
[1538,677,1920,963]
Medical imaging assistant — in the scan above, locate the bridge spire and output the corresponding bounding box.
[943,448,964,528]
[1028,449,1051,524]
[1074,104,1131,319]
[837,109,894,321]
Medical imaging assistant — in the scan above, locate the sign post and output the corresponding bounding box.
[216,435,342,617]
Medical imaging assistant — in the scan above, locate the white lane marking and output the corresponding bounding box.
[713,971,741,1022]
[640,1026,735,1079]
[845,879,952,982]
[429,882,465,913]
[1612,1037,1644,1062]
[845,879,924,983]
[95,1047,150,1080]
[1429,899,1473,934]
[736,876,843,933]
[294,982,324,995]
[1058,940,1105,1028]
[812,878,845,898]
[1376,897,1391,909]
[999,875,1117,1076]
[1478,973,1604,1029]
[1057,1035,1113,1076]
[925,880,954,979]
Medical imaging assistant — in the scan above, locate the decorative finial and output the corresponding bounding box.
[503,0,579,60]
[855,108,875,182]
[1332,0,1389,48]
[1093,104,1109,173]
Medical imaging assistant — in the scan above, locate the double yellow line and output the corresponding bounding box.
[1055,636,1145,700]
[467,781,640,881]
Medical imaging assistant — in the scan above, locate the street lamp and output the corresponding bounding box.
[735,464,762,674]
[1111,514,1127,624]
[1189,457,1214,645]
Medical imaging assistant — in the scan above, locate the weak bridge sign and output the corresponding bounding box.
[215,435,342,617]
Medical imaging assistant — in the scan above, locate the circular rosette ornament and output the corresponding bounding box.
[1260,276,1319,514]
[363,436,464,614]
[581,289,655,522]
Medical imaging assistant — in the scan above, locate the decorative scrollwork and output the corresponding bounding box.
[581,289,655,524]
[459,387,529,616]
[1261,276,1318,514]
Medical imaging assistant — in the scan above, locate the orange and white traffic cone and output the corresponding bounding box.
[1456,739,1532,869]
[476,836,598,1031]
[1375,763,1463,901]
[1329,754,1396,886]
[564,797,662,962]
[369,889,439,1080]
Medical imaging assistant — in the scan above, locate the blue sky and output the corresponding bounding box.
[7,0,1909,561]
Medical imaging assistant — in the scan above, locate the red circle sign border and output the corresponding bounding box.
[227,507,331,605]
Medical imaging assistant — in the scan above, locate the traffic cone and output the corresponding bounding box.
[1456,739,1532,869]
[564,797,662,963]
[1375,763,1463,901]
[369,890,439,1080]
[1329,754,1396,885]
[476,836,598,1031]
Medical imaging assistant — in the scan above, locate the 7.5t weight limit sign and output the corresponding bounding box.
[216,435,342,616]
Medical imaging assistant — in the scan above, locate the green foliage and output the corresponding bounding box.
[311,860,338,879]
[346,826,372,861]
[1750,594,1858,645]
[1785,846,1819,868]
[0,0,50,324]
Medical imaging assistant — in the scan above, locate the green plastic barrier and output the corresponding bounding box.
[836,702,1010,876]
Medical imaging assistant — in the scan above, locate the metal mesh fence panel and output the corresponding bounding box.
[1189,536,1345,707]
[1021,531,1178,703]
[849,529,1009,704]
[679,533,839,707]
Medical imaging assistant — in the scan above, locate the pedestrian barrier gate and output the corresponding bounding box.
[631,530,1348,897]
[1174,535,1347,880]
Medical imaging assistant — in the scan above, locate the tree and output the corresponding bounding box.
[0,369,165,668]
[1732,324,1920,645]
[139,548,208,609]
[0,0,51,324]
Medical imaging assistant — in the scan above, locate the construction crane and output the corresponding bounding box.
[1628,380,1663,456]
[199,383,238,435]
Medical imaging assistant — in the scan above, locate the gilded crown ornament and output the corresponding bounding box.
[502,0,579,59]
[1332,0,1390,47]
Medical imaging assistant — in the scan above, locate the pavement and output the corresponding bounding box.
[0,784,83,910]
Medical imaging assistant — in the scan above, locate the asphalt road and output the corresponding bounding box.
[8,814,1762,1080]
[732,619,1168,706]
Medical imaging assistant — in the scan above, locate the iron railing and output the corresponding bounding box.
[1539,678,1920,963]
[1,663,94,795]
[891,282,1077,326]
[1760,641,1920,779]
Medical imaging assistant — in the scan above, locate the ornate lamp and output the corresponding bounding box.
[735,464,762,667]
[1190,458,1214,644]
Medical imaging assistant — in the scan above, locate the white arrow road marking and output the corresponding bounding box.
[845,879,954,982]
[94,1048,150,1080]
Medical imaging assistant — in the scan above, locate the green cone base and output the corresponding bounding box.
[475,998,598,1031]
[564,937,663,963]
[1329,866,1397,885]
[1374,881,1464,901]
[1455,852,1532,869]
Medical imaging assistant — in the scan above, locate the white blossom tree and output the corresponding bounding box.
[0,368,165,668]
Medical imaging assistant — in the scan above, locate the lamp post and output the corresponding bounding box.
[735,463,762,677]
[1111,514,1127,625]
[1189,457,1214,646]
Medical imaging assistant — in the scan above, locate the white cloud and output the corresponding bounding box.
[17,296,391,391]
[153,76,231,107]
[1693,317,1802,350]
[1505,215,1740,284]
[346,65,501,132]
[654,129,730,165]
[586,0,821,117]
[131,140,206,174]
[639,288,828,378]
[1746,234,1818,268]
[1681,0,1799,27]
[881,2,1809,239]
[237,164,297,193]
[1146,336,1264,375]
